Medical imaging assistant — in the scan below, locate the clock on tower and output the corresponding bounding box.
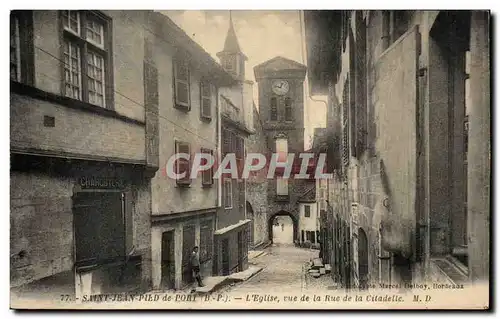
[271,79,290,96]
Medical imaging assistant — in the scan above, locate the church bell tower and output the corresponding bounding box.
[217,12,248,82]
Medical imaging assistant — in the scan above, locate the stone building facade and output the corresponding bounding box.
[10,10,158,300]
[212,14,255,275]
[304,10,490,290]
[252,56,316,245]
[245,104,270,248]
[146,12,235,291]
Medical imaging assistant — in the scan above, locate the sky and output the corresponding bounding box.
[163,10,327,149]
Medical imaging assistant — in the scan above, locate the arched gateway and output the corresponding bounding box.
[268,210,299,245]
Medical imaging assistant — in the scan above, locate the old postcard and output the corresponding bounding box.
[10,9,491,310]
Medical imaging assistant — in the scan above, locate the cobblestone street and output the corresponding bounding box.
[221,244,336,295]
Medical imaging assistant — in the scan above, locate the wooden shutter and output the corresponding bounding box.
[73,192,125,269]
[200,81,211,119]
[182,224,196,283]
[73,192,100,267]
[99,193,125,263]
[201,148,213,186]
[174,60,190,109]
[123,191,134,257]
[224,180,232,208]
[175,141,191,185]
[144,59,159,168]
[375,26,419,259]
[236,136,243,177]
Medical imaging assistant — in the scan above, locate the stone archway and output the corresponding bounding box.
[246,201,255,248]
[268,210,299,245]
[358,227,369,290]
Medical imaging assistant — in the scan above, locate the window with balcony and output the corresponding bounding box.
[61,10,111,108]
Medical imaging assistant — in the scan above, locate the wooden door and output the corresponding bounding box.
[161,231,175,289]
[221,238,230,275]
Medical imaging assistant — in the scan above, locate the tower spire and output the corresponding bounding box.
[222,10,242,54]
[217,10,248,81]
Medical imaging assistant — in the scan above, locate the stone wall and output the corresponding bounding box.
[246,106,270,247]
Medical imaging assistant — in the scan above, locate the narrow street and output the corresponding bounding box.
[221,244,335,295]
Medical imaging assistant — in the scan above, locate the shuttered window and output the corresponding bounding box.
[222,128,232,155]
[270,97,278,121]
[201,148,214,186]
[285,97,293,121]
[200,80,212,119]
[224,179,233,209]
[174,59,190,110]
[305,205,311,217]
[235,135,244,176]
[175,141,191,185]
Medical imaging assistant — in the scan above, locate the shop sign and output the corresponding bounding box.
[79,176,126,189]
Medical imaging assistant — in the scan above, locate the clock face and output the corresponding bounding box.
[271,80,289,95]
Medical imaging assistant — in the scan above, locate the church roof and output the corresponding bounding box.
[298,185,317,203]
[253,56,307,80]
[254,56,307,72]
